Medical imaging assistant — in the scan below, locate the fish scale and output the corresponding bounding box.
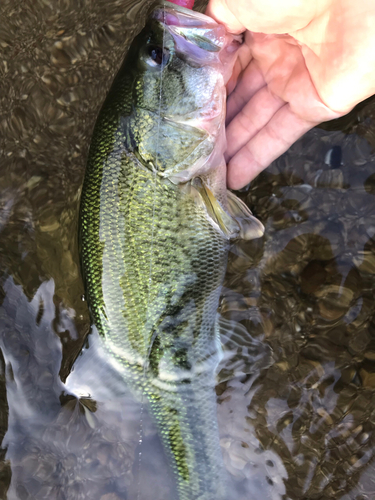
[81,145,229,499]
[79,2,263,499]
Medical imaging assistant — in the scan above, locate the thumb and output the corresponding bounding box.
[205,0,245,33]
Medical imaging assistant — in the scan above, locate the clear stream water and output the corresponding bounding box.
[1,0,375,499]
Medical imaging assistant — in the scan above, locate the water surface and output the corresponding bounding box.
[1,0,375,498]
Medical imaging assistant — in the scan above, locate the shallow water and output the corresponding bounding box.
[1,0,375,499]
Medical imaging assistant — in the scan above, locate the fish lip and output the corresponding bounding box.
[148,1,220,27]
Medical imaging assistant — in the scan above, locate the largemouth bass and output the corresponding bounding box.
[79,2,264,499]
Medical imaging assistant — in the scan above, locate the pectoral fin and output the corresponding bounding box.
[191,178,239,238]
[183,179,264,241]
[226,190,265,240]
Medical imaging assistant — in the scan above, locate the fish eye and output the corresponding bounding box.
[147,46,170,67]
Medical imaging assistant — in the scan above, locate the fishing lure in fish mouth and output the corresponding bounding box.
[79,1,264,499]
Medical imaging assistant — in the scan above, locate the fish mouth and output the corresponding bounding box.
[148,1,242,66]
[149,1,227,61]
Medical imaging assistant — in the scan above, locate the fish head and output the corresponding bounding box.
[120,1,240,177]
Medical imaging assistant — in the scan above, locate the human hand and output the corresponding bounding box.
[206,0,375,189]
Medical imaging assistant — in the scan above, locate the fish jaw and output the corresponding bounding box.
[151,0,240,83]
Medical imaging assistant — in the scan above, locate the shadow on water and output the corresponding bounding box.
[1,0,375,498]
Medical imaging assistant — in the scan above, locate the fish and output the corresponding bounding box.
[79,1,264,499]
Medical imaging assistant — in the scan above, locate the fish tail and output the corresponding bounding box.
[146,378,227,500]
